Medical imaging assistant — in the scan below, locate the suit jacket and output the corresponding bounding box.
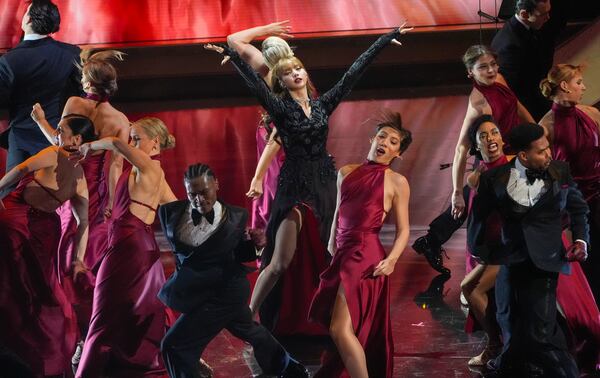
[158,199,257,313]
[491,12,566,121]
[468,159,589,274]
[0,37,82,153]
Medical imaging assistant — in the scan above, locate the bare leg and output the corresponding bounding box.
[329,284,368,378]
[250,208,302,316]
[461,264,502,365]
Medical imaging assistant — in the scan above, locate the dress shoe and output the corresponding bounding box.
[412,235,451,275]
[468,343,501,366]
[279,358,309,378]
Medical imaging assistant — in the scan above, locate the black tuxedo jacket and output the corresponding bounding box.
[468,159,589,274]
[158,200,257,313]
[0,37,82,152]
[491,13,565,121]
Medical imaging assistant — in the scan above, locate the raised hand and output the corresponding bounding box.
[391,21,413,46]
[264,20,293,39]
[31,103,46,123]
[69,142,93,166]
[204,43,230,65]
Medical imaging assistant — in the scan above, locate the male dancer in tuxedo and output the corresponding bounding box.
[468,124,588,377]
[0,0,81,173]
[158,163,308,378]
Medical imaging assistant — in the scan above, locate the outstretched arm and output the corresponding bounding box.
[205,43,286,121]
[76,137,156,174]
[227,21,293,79]
[320,24,411,115]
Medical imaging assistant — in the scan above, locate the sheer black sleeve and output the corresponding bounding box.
[320,29,400,115]
[223,46,286,122]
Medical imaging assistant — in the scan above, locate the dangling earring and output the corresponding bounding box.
[565,89,572,93]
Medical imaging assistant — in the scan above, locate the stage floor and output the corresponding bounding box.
[164,227,488,377]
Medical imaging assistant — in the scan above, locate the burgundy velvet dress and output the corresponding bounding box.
[473,81,522,154]
[251,125,284,230]
[310,161,393,378]
[57,152,109,327]
[76,159,166,378]
[0,173,77,376]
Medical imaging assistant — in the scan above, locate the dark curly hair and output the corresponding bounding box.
[27,0,60,35]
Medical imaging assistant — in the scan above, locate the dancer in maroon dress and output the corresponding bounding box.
[0,115,95,377]
[31,50,130,353]
[75,117,177,378]
[309,112,411,378]
[451,45,534,221]
[539,64,600,371]
[460,115,507,366]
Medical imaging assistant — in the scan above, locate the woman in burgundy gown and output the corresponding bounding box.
[0,115,95,377]
[460,115,507,366]
[75,117,177,378]
[207,24,412,336]
[539,64,600,371]
[31,50,130,343]
[309,112,411,378]
[450,45,534,228]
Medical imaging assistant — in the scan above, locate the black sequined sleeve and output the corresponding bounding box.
[320,29,401,115]
[223,46,286,122]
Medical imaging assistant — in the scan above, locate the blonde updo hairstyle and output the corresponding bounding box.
[134,117,176,150]
[539,64,583,99]
[79,50,125,98]
[261,36,294,70]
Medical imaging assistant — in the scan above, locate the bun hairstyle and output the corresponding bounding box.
[134,117,176,150]
[79,50,126,98]
[62,113,97,143]
[375,111,412,153]
[539,64,583,99]
[261,36,294,69]
[462,45,497,71]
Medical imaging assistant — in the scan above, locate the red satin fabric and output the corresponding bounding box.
[57,152,110,327]
[77,161,166,378]
[250,125,284,230]
[551,103,600,202]
[473,82,521,154]
[310,161,393,378]
[0,173,77,376]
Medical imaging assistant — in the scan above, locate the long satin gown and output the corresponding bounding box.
[0,173,77,376]
[310,161,394,378]
[550,103,600,370]
[227,29,401,335]
[77,159,166,378]
[57,151,109,330]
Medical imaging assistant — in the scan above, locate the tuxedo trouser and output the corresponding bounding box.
[161,275,287,378]
[427,185,470,245]
[501,260,578,378]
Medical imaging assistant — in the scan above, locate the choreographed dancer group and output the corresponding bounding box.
[0,1,598,378]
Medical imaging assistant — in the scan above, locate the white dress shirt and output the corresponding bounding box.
[507,158,548,207]
[23,33,48,41]
[176,201,223,247]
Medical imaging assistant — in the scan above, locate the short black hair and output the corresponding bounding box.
[468,114,497,158]
[62,114,96,143]
[28,0,60,35]
[508,123,545,152]
[375,111,412,153]
[515,0,547,14]
[184,163,215,182]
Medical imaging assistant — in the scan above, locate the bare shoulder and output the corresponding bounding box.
[578,105,600,121]
[65,96,93,115]
[468,88,487,112]
[339,164,360,179]
[386,170,409,191]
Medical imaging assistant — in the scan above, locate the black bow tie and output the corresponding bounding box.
[192,208,214,226]
[525,168,548,185]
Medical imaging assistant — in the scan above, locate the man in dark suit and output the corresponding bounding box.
[491,0,567,122]
[0,0,81,173]
[468,124,589,377]
[158,163,308,378]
